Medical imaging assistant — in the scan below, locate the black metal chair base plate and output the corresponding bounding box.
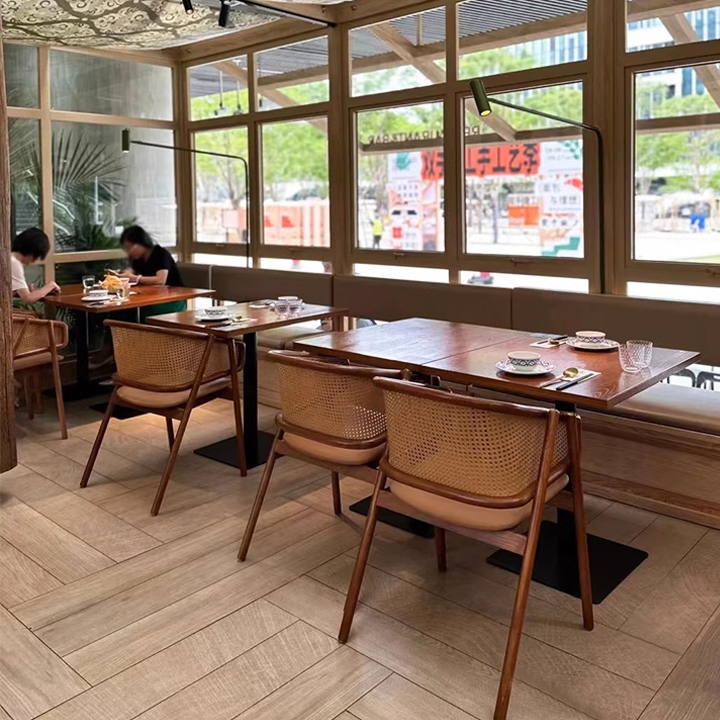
[194,431,276,471]
[348,495,435,539]
[487,519,649,604]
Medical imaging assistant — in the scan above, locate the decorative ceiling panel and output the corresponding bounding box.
[1,0,278,50]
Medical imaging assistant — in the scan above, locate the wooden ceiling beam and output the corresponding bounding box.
[214,59,328,132]
[661,13,720,111]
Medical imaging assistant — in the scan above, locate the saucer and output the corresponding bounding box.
[195,310,231,322]
[496,360,556,376]
[566,337,620,352]
[81,293,110,302]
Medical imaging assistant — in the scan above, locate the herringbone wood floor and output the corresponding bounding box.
[1,397,719,720]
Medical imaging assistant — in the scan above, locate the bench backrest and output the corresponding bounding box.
[212,267,333,305]
[333,275,513,328]
[177,262,212,289]
[513,288,720,365]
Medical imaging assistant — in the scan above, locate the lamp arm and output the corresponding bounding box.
[129,139,251,265]
[487,98,606,293]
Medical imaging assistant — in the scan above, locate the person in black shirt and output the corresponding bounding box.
[118,225,187,320]
[119,226,184,288]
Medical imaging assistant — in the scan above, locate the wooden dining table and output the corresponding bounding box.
[44,284,216,398]
[296,317,699,603]
[147,301,347,471]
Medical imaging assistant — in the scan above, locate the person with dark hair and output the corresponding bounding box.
[118,225,184,288]
[11,227,60,304]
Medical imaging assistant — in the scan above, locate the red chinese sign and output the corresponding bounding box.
[421,144,541,181]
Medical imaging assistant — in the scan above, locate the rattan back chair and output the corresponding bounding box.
[237,351,403,561]
[12,315,69,438]
[339,378,593,720]
[80,321,245,516]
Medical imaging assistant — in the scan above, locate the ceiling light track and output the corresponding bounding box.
[237,0,335,27]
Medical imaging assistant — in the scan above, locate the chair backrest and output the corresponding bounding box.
[375,377,561,507]
[177,262,213,289]
[268,351,401,444]
[106,321,234,392]
[12,317,68,358]
[333,275,513,327]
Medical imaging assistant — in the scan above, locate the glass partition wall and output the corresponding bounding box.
[5,45,177,285]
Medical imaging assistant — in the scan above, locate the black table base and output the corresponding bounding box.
[349,495,435,538]
[487,513,649,604]
[194,430,275,471]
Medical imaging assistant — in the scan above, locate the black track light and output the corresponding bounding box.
[219,0,230,27]
[182,0,194,14]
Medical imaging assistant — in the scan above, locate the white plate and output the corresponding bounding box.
[81,294,110,302]
[566,337,620,352]
[496,360,556,376]
[195,311,231,322]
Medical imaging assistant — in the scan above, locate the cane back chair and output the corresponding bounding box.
[237,351,402,561]
[12,314,69,438]
[339,378,593,720]
[80,321,245,515]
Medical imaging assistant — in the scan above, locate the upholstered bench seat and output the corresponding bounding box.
[608,383,720,435]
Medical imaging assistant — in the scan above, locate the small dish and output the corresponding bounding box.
[566,337,620,352]
[496,360,556,376]
[195,310,231,322]
[81,293,110,302]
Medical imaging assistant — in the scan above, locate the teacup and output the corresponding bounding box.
[204,307,227,318]
[87,288,108,298]
[507,351,541,370]
[575,330,606,346]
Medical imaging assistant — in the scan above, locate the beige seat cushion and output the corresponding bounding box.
[14,352,53,371]
[117,377,230,409]
[284,432,385,465]
[390,474,569,531]
[610,383,720,435]
[258,324,324,350]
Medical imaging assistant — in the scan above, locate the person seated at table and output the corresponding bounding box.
[11,228,60,306]
[117,225,187,319]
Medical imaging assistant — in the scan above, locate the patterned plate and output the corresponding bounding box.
[495,360,556,376]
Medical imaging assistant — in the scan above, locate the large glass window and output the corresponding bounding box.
[256,37,329,109]
[351,7,446,96]
[188,58,248,121]
[460,271,588,291]
[458,0,587,79]
[9,119,41,237]
[634,64,720,264]
[627,3,720,52]
[464,83,584,258]
[194,128,249,246]
[50,51,173,120]
[4,44,38,108]
[356,102,445,252]
[51,123,176,252]
[261,118,329,247]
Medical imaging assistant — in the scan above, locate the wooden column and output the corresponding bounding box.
[0,23,18,472]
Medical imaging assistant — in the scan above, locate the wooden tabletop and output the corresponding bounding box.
[43,285,215,313]
[146,301,347,337]
[295,319,699,411]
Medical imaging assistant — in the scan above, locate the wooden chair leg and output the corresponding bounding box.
[339,471,386,643]
[23,376,34,420]
[165,417,175,452]
[435,527,447,572]
[493,510,543,720]
[50,358,67,440]
[568,414,594,631]
[238,429,281,561]
[33,374,44,414]
[151,404,194,516]
[228,340,248,477]
[80,390,116,487]
[331,471,342,516]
